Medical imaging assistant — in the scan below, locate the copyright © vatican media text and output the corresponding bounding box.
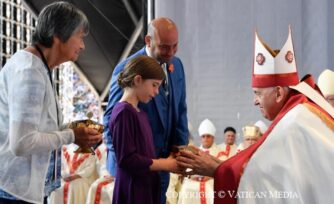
[167,190,299,199]
[223,190,299,199]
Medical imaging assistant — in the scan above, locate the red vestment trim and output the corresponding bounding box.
[93,178,113,204]
[63,147,90,204]
[214,75,333,204]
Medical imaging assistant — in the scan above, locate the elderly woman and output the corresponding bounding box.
[0,2,102,204]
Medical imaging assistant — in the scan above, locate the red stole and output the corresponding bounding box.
[214,75,331,204]
[214,76,334,204]
[214,75,333,204]
[214,92,307,204]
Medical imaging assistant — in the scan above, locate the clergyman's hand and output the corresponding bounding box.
[176,150,222,177]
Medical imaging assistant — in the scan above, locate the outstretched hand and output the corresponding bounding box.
[164,155,187,174]
[176,148,222,177]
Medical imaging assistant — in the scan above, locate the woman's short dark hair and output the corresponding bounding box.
[32,1,89,47]
[118,56,165,88]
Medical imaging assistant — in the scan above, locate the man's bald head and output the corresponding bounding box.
[147,17,178,39]
[145,17,178,63]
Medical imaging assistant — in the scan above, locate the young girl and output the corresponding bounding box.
[109,56,179,204]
